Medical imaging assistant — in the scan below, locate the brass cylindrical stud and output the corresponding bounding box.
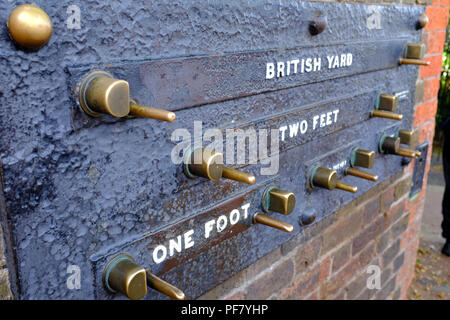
[129,102,176,122]
[222,167,256,185]
[184,148,223,181]
[378,94,399,112]
[311,167,337,190]
[8,4,53,49]
[146,271,185,300]
[371,110,403,121]
[380,136,400,154]
[253,213,294,233]
[335,181,358,193]
[103,254,148,300]
[346,167,378,182]
[184,148,255,184]
[262,186,296,215]
[351,149,376,169]
[398,129,418,147]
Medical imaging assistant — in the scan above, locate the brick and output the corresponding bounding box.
[424,6,450,31]
[280,270,320,300]
[345,272,368,299]
[392,288,401,300]
[394,178,411,201]
[224,291,246,300]
[423,77,441,102]
[332,242,351,273]
[383,199,406,229]
[382,239,401,267]
[424,31,447,55]
[377,276,396,300]
[420,55,444,80]
[198,269,246,299]
[322,207,363,253]
[244,247,282,282]
[352,217,383,255]
[245,259,294,300]
[380,187,395,213]
[381,267,393,286]
[376,230,390,255]
[293,237,322,275]
[393,252,405,272]
[319,255,331,282]
[413,99,438,127]
[363,196,380,224]
[390,213,410,241]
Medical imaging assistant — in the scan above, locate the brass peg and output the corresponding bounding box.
[104,254,185,300]
[371,110,403,121]
[379,136,400,154]
[253,213,293,233]
[262,186,296,215]
[398,129,418,147]
[351,149,376,169]
[79,71,175,121]
[103,254,148,300]
[399,43,430,66]
[310,167,357,193]
[377,94,399,112]
[346,167,378,182]
[146,271,185,300]
[397,147,421,159]
[8,4,52,49]
[184,148,255,185]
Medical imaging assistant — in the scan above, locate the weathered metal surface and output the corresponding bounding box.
[410,142,429,198]
[0,0,423,299]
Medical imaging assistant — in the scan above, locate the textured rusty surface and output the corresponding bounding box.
[0,1,423,299]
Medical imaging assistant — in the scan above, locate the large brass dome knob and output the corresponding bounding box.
[8,4,53,49]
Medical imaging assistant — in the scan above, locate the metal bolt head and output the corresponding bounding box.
[406,43,425,60]
[262,186,296,215]
[8,4,52,49]
[352,149,375,169]
[380,136,400,154]
[378,94,399,112]
[417,13,428,29]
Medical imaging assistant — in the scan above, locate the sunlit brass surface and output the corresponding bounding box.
[184,148,255,184]
[103,254,148,300]
[336,181,358,193]
[8,4,52,49]
[378,94,399,112]
[417,13,429,29]
[397,147,421,159]
[380,136,400,154]
[146,271,185,300]
[253,213,293,233]
[185,148,223,181]
[398,129,418,147]
[311,167,337,190]
[352,149,375,169]
[399,58,430,66]
[262,186,296,215]
[82,73,130,117]
[129,102,176,122]
[222,166,256,185]
[371,110,403,121]
[346,167,378,182]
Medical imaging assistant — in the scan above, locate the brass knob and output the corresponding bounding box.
[346,167,378,182]
[79,71,175,121]
[398,129,418,147]
[103,254,185,300]
[379,136,400,154]
[253,213,293,233]
[184,148,255,185]
[351,149,376,169]
[377,94,399,112]
[261,186,296,215]
[417,13,429,29]
[399,43,430,66]
[7,4,52,49]
[397,147,421,159]
[371,110,403,121]
[310,167,357,193]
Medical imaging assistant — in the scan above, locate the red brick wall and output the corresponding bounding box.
[199,1,449,300]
